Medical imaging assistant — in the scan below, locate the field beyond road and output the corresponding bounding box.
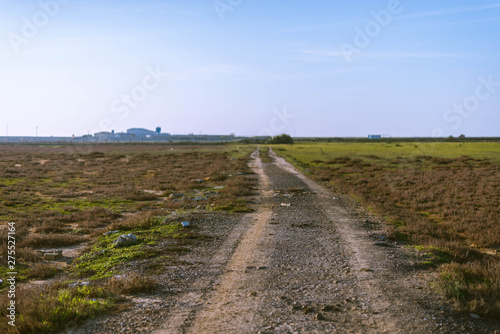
[271,142,500,318]
[0,144,256,333]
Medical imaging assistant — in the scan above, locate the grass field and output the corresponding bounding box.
[274,141,500,162]
[0,144,256,333]
[272,142,500,318]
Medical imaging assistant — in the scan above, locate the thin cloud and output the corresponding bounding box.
[401,4,500,20]
[233,39,308,51]
[299,49,346,57]
[179,64,267,81]
[276,24,330,34]
[16,46,89,56]
[368,52,476,59]
[297,50,476,60]
[177,62,373,82]
[275,18,365,34]
[427,16,500,27]
[277,4,500,34]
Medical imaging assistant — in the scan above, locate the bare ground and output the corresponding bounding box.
[65,149,500,333]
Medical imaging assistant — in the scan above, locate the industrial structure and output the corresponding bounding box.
[0,128,248,143]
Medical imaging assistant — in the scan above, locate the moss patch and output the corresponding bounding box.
[70,216,185,280]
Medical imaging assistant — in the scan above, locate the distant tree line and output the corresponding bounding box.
[267,134,294,144]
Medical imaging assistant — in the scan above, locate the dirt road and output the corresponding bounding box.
[68,149,499,333]
[151,149,498,334]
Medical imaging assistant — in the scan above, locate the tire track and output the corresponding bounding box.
[155,149,273,333]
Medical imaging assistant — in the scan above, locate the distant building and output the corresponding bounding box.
[114,133,135,140]
[127,128,156,136]
[368,134,382,139]
[95,132,114,140]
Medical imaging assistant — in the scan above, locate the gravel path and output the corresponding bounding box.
[65,149,499,334]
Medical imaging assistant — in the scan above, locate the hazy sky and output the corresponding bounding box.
[0,0,499,137]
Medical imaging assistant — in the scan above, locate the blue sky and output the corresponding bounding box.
[0,0,499,137]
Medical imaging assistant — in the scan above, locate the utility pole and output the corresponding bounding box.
[6,124,8,137]
[36,126,38,137]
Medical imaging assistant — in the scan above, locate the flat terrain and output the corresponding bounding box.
[1,143,498,333]
[65,148,498,333]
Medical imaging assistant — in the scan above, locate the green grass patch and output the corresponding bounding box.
[211,199,253,213]
[258,146,272,163]
[0,283,114,334]
[70,216,185,280]
[0,264,29,288]
[411,245,453,267]
[228,145,257,159]
[0,178,23,186]
[271,142,500,164]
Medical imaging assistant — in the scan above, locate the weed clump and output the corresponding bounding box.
[27,262,59,279]
[20,234,88,248]
[108,273,157,294]
[0,282,111,333]
[437,260,500,318]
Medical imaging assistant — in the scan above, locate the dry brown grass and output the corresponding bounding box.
[108,273,157,295]
[109,210,162,231]
[27,262,59,279]
[220,176,255,197]
[19,234,89,248]
[0,144,252,254]
[309,155,500,317]
[0,144,255,331]
[15,247,41,263]
[438,260,500,318]
[318,159,500,250]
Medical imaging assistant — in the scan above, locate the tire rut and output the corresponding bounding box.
[155,150,273,333]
